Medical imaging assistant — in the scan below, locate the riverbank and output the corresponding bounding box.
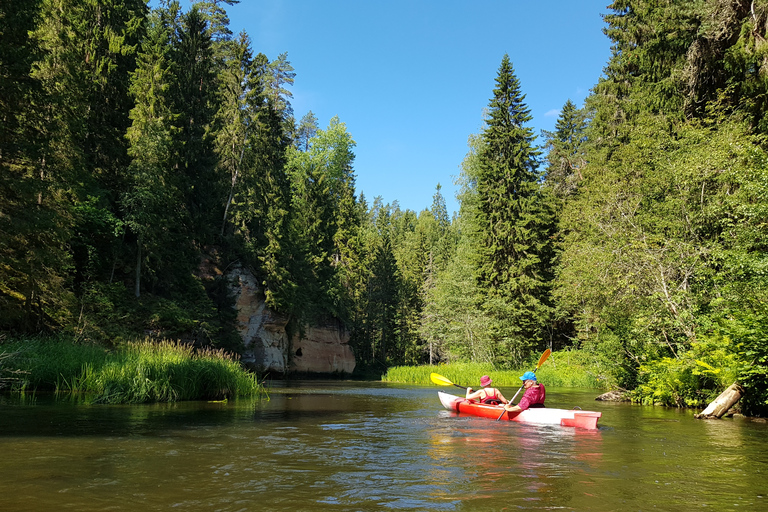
[0,337,265,404]
[382,350,608,390]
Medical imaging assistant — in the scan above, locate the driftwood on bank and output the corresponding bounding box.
[695,383,743,419]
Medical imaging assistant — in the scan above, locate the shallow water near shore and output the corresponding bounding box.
[1,381,766,511]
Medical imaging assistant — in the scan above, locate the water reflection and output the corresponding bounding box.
[421,408,609,511]
[1,384,767,511]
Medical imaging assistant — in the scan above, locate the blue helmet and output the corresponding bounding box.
[519,371,537,381]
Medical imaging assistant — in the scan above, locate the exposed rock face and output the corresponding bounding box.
[227,265,355,375]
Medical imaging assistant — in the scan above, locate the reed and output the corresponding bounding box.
[384,350,605,389]
[2,336,110,391]
[383,363,496,387]
[0,347,19,389]
[2,337,264,403]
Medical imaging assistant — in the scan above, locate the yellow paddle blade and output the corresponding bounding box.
[536,349,552,370]
[430,372,455,387]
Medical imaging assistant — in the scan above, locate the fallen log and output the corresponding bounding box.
[695,383,743,419]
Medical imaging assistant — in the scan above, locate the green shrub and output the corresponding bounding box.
[630,335,741,407]
[687,309,768,415]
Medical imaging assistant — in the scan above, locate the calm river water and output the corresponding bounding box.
[1,381,766,511]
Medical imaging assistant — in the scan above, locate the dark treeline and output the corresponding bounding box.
[2,1,767,414]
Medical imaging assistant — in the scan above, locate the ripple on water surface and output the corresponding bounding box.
[1,383,767,511]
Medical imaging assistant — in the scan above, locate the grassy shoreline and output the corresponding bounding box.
[383,351,609,390]
[1,337,265,404]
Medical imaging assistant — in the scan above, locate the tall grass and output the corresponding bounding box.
[0,347,19,390]
[383,350,606,390]
[1,337,264,404]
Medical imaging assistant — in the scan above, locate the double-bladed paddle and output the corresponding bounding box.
[496,349,551,421]
[430,372,468,390]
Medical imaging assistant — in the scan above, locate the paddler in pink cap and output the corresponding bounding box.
[465,375,508,405]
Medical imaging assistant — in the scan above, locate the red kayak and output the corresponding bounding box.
[438,391,602,429]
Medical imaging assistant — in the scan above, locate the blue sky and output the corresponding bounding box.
[207,0,613,216]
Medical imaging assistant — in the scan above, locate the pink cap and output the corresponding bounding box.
[480,375,492,387]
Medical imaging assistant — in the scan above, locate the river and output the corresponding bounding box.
[1,381,766,511]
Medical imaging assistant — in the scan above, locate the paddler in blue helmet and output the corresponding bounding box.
[503,371,546,413]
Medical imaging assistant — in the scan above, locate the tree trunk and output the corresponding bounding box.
[134,237,142,298]
[695,383,743,419]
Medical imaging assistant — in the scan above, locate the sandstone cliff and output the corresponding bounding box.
[227,265,356,375]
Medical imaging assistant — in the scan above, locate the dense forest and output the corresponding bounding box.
[2,0,767,414]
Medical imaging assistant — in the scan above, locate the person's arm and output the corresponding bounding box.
[496,389,508,404]
[516,391,531,411]
[465,388,484,401]
[505,388,531,411]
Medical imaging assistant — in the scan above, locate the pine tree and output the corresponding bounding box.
[196,0,236,45]
[474,54,554,364]
[294,111,319,151]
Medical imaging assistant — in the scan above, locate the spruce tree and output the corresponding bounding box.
[229,52,293,311]
[5,0,146,330]
[63,0,147,290]
[474,54,554,364]
[542,99,587,199]
[285,116,357,321]
[429,183,455,272]
[266,52,295,120]
[123,8,182,297]
[367,212,401,366]
[171,6,220,244]
[430,184,450,234]
[0,0,76,330]
[214,31,258,237]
